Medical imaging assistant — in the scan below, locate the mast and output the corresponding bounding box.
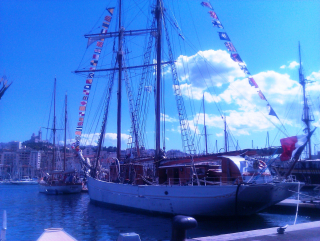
[203,94,208,154]
[52,77,57,171]
[117,0,124,160]
[155,0,162,164]
[64,92,67,171]
[299,42,313,159]
[224,115,228,152]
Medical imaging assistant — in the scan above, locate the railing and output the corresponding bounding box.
[167,177,243,186]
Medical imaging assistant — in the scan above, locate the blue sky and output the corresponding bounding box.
[1,0,320,154]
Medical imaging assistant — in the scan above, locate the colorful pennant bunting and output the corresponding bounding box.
[258,90,266,100]
[218,32,230,41]
[105,16,112,22]
[248,77,258,88]
[267,104,279,119]
[102,22,110,29]
[101,29,108,34]
[208,11,219,20]
[230,53,243,63]
[200,2,279,119]
[96,41,104,48]
[224,42,236,52]
[212,20,223,29]
[107,7,115,15]
[90,60,98,66]
[201,2,213,10]
[94,48,102,54]
[74,7,115,143]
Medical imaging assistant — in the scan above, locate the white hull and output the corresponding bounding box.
[88,177,300,216]
[39,183,82,194]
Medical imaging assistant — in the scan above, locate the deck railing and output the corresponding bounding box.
[167,177,243,186]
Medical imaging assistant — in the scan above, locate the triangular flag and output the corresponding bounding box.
[107,7,115,15]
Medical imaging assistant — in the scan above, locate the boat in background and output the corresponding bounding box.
[10,176,38,185]
[271,44,320,185]
[39,170,82,194]
[39,78,82,194]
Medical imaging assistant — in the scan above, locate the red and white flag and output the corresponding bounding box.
[280,135,307,161]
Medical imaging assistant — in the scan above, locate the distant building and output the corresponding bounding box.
[30,128,42,143]
[1,151,19,178]
[30,151,41,170]
[166,149,187,158]
[8,141,21,151]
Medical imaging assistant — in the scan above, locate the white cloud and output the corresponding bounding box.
[174,49,245,88]
[279,61,299,69]
[169,49,320,136]
[80,132,131,146]
[288,61,299,69]
[308,70,320,81]
[161,113,178,122]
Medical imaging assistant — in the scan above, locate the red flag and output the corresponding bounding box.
[86,79,93,84]
[280,135,307,161]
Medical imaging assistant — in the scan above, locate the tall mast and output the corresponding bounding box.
[224,115,228,152]
[299,42,313,159]
[155,0,162,164]
[203,94,208,154]
[64,92,67,171]
[52,77,57,171]
[117,0,124,160]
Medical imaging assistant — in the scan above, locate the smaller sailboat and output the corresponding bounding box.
[10,176,38,185]
[39,78,82,194]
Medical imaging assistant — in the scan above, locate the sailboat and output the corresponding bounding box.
[39,78,82,194]
[72,0,302,216]
[271,44,320,185]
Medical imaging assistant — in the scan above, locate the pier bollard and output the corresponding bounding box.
[171,215,197,241]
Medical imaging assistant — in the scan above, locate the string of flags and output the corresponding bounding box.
[0,75,12,100]
[201,1,279,119]
[73,7,115,152]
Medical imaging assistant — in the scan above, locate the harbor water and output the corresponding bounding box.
[0,185,319,241]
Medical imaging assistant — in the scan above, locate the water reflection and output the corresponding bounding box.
[0,185,319,241]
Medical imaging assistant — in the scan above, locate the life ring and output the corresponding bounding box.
[258,160,267,169]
